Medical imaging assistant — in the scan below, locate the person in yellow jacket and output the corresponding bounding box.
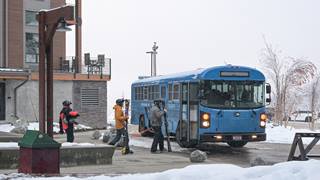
[109,99,129,146]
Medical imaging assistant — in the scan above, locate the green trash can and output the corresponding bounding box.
[18,130,61,174]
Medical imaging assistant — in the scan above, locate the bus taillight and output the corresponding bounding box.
[260,113,267,128]
[201,112,211,128]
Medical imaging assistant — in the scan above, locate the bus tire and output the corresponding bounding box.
[175,121,196,148]
[227,141,247,148]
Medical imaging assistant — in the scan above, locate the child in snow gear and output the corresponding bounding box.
[59,100,72,134]
[59,100,79,142]
[150,99,167,153]
[109,99,130,149]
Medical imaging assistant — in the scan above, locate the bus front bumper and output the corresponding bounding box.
[200,133,266,142]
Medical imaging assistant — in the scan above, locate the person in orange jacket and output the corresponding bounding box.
[109,99,129,146]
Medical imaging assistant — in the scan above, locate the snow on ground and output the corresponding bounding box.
[265,123,320,144]
[0,124,15,132]
[0,122,92,134]
[1,160,320,180]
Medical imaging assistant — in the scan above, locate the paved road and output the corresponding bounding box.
[1,128,320,176]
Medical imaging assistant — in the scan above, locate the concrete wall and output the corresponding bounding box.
[73,81,108,129]
[5,80,108,128]
[5,80,73,123]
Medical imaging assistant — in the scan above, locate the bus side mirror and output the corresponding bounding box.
[266,84,271,94]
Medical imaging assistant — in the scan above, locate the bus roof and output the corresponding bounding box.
[133,65,265,85]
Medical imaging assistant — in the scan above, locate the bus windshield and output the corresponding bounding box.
[200,80,265,109]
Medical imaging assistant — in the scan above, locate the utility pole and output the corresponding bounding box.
[146,42,158,77]
[75,0,82,73]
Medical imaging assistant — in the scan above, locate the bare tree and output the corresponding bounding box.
[309,73,320,130]
[260,39,317,126]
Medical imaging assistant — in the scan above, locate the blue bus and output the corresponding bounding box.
[131,65,271,148]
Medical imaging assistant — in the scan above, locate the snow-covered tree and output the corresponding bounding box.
[260,39,317,126]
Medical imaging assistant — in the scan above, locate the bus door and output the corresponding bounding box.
[179,82,199,143]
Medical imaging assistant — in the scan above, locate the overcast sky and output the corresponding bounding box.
[66,0,320,112]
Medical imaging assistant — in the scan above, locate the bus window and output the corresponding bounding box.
[173,84,180,99]
[148,86,153,100]
[143,86,148,100]
[200,80,264,109]
[161,86,166,99]
[168,84,173,100]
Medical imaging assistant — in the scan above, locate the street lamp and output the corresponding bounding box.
[146,42,158,77]
[37,6,75,138]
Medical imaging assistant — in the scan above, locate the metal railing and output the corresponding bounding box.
[57,56,111,78]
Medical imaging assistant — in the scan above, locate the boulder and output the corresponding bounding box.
[10,126,27,134]
[91,130,102,140]
[10,119,28,134]
[250,157,268,166]
[190,150,207,163]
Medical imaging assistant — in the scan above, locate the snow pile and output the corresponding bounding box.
[266,123,320,144]
[0,122,92,134]
[1,160,320,180]
[0,142,19,148]
[0,124,15,132]
[61,142,96,147]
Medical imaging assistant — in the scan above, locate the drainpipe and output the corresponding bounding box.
[13,70,31,118]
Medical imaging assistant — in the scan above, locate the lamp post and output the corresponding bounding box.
[146,42,158,77]
[37,6,75,138]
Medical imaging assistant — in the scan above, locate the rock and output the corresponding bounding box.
[10,126,27,134]
[190,150,207,163]
[102,131,113,143]
[250,157,268,166]
[91,130,102,140]
[10,119,29,134]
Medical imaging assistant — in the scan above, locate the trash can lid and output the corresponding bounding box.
[18,130,61,149]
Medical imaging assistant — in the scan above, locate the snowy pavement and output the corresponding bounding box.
[1,160,320,180]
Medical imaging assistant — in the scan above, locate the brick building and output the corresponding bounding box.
[0,0,110,129]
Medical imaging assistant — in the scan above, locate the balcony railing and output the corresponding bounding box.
[57,56,111,78]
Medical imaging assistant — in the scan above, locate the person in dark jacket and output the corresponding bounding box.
[60,100,77,142]
[150,99,167,153]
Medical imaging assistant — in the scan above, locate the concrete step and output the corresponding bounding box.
[0,132,22,142]
[0,145,115,169]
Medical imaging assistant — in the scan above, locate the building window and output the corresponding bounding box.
[25,33,39,63]
[25,11,38,26]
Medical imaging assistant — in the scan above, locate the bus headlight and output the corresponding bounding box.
[202,121,210,128]
[260,113,267,121]
[200,112,210,128]
[260,120,266,128]
[260,113,267,128]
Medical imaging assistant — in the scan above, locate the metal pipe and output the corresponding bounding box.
[46,38,54,138]
[75,0,82,73]
[38,11,46,134]
[13,79,28,118]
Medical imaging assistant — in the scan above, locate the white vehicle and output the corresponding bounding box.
[289,111,314,122]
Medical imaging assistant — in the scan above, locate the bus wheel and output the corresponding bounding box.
[227,141,248,148]
[175,121,196,148]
